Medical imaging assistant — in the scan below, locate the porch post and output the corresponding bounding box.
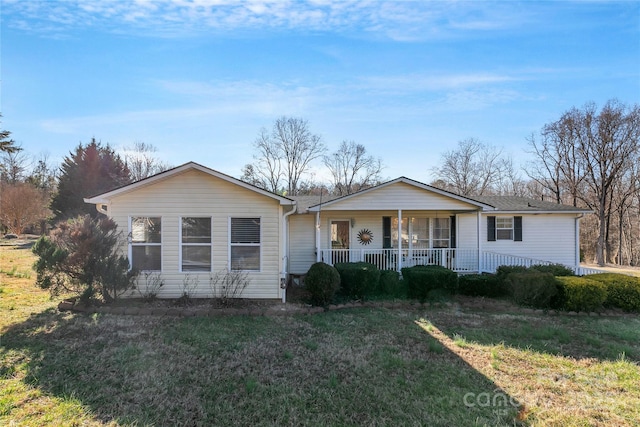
[397,209,402,272]
[477,210,483,273]
[316,211,321,262]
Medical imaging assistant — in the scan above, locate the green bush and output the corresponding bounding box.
[507,272,558,309]
[402,265,458,303]
[378,270,404,298]
[530,264,575,277]
[495,265,530,288]
[458,274,508,297]
[555,276,607,312]
[588,273,640,312]
[32,215,138,303]
[304,262,341,306]
[334,262,381,300]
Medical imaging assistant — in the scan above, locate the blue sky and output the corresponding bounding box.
[1,0,638,184]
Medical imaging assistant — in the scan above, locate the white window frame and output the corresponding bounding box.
[496,217,514,240]
[391,216,450,249]
[432,217,450,248]
[129,216,162,272]
[179,216,213,272]
[228,216,262,272]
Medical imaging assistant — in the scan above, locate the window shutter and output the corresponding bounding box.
[382,217,391,249]
[514,216,523,241]
[487,216,496,241]
[449,215,456,248]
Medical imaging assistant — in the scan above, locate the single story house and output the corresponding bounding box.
[85,162,593,301]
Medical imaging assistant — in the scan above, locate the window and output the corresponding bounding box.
[411,218,429,248]
[230,217,261,271]
[433,218,450,248]
[130,217,161,271]
[181,217,212,272]
[487,216,523,241]
[391,217,408,248]
[389,217,450,249]
[496,217,514,240]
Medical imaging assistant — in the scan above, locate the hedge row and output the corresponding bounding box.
[304,262,640,312]
[459,265,640,312]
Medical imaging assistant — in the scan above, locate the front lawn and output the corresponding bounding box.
[1,241,639,426]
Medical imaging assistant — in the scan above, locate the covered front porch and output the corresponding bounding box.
[317,247,602,276]
[318,247,479,273]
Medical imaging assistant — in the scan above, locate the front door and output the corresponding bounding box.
[331,220,350,264]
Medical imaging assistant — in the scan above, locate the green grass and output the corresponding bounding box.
[1,242,640,426]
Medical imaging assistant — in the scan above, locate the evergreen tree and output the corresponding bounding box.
[51,139,131,221]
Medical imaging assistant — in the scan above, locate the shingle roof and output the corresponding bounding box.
[472,196,590,212]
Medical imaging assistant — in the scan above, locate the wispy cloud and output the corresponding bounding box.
[2,0,530,40]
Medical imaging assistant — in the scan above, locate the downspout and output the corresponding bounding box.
[477,210,482,273]
[575,213,584,274]
[316,212,321,262]
[281,203,297,304]
[316,188,325,263]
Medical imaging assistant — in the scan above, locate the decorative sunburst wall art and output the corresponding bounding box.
[357,228,373,245]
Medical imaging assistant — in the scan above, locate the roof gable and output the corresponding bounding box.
[84,162,295,205]
[306,177,492,212]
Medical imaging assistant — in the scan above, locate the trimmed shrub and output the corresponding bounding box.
[588,273,640,312]
[304,262,341,306]
[495,265,530,289]
[530,264,575,277]
[458,273,507,298]
[555,276,607,312]
[334,262,381,299]
[378,269,404,298]
[507,272,558,309]
[402,265,458,302]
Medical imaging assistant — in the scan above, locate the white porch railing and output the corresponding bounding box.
[319,248,608,276]
[318,248,478,273]
[481,251,607,276]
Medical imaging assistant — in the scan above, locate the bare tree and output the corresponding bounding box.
[0,148,30,184]
[324,140,384,196]
[574,101,640,265]
[431,138,510,196]
[525,100,640,266]
[245,117,326,195]
[0,182,51,234]
[26,153,58,193]
[122,142,171,181]
[242,128,283,193]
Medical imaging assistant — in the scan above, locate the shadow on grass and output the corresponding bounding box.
[428,301,640,363]
[1,306,528,426]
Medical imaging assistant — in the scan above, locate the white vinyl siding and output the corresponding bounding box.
[317,182,478,211]
[481,213,578,266]
[107,169,283,299]
[288,214,316,274]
